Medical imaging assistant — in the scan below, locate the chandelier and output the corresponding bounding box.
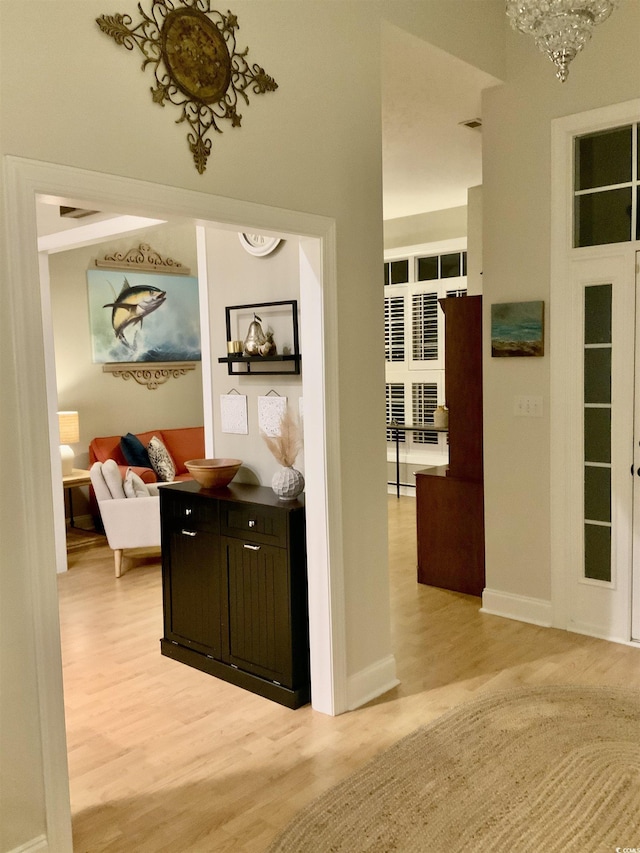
[505,0,618,82]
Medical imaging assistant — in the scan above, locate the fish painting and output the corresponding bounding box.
[103,278,166,347]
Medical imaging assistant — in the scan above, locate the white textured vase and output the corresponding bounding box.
[272,466,305,501]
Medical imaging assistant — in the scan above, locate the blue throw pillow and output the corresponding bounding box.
[120,433,152,469]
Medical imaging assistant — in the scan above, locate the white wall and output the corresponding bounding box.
[466,185,482,297]
[205,226,304,485]
[384,206,467,250]
[482,2,640,611]
[0,2,506,849]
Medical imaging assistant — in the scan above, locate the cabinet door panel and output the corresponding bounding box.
[165,529,222,657]
[224,538,292,685]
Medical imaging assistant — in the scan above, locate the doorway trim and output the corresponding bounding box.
[550,98,640,639]
[5,155,345,851]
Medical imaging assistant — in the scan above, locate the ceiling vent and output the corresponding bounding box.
[459,118,482,131]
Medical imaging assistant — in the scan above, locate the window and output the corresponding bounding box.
[386,383,405,441]
[384,259,409,285]
[412,292,438,361]
[583,283,612,583]
[574,124,638,248]
[384,244,466,473]
[412,383,438,445]
[385,295,405,362]
[416,251,467,281]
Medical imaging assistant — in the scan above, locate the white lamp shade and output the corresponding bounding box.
[58,411,79,444]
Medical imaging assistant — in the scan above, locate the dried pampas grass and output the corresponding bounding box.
[262,407,302,467]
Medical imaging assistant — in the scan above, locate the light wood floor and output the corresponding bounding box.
[58,496,640,852]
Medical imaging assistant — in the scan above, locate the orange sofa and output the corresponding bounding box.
[89,426,205,484]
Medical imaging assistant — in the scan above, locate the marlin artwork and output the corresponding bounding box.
[103,278,166,348]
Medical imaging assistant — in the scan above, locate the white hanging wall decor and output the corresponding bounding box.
[220,394,248,434]
[258,395,287,436]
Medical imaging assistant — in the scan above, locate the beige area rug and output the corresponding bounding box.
[268,686,640,853]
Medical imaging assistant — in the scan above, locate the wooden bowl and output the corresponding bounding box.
[185,458,242,488]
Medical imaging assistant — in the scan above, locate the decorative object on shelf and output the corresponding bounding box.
[491,301,545,357]
[433,405,449,429]
[184,458,242,488]
[259,330,277,357]
[96,2,278,173]
[58,410,80,476]
[102,360,196,388]
[238,233,282,256]
[227,340,244,355]
[219,301,301,374]
[94,243,190,275]
[262,407,305,501]
[271,466,305,501]
[505,0,618,82]
[243,313,266,355]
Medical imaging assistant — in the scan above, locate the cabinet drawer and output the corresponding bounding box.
[220,503,286,548]
[160,490,218,533]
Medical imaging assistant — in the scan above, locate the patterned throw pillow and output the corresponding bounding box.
[147,435,176,482]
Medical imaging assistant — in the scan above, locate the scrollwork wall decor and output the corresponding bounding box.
[94,242,191,274]
[103,361,196,389]
[97,1,278,174]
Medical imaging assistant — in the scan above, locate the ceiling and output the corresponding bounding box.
[381,24,501,222]
[38,26,502,241]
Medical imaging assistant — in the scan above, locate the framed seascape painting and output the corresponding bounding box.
[87,269,201,363]
[491,301,545,357]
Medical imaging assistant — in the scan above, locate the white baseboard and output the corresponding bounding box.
[481,588,553,628]
[566,618,630,645]
[8,835,48,853]
[347,654,400,710]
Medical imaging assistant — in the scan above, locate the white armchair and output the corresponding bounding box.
[90,461,161,577]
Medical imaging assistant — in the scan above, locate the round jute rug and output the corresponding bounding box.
[267,686,640,853]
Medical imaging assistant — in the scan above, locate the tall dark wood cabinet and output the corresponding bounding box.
[160,480,310,708]
[416,295,485,597]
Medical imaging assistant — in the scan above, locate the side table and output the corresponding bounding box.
[62,468,92,529]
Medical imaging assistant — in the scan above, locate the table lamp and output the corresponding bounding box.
[58,411,79,476]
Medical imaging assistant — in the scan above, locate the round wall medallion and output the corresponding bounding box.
[161,8,231,104]
[238,233,282,256]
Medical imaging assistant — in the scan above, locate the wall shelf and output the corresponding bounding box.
[218,353,301,375]
[220,300,301,375]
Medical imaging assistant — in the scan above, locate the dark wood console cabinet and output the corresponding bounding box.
[416,295,485,597]
[160,480,310,708]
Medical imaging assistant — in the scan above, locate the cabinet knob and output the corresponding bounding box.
[185,508,192,516]
[244,543,261,551]
[181,529,197,537]
[248,520,256,528]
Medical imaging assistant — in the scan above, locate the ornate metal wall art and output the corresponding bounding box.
[97,1,278,173]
